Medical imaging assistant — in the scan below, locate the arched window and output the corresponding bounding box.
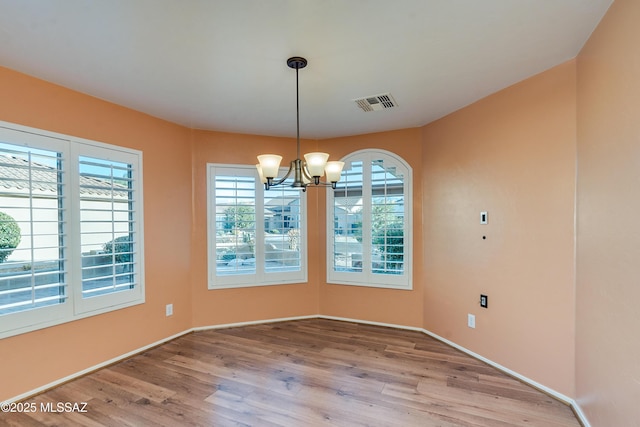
[327,149,412,289]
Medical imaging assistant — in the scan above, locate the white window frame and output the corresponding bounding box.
[207,164,307,289]
[0,121,144,339]
[71,142,144,315]
[326,149,412,290]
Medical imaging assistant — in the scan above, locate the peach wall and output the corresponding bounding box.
[320,128,424,328]
[190,131,320,327]
[0,67,193,401]
[421,61,577,396]
[7,14,635,413]
[576,0,640,424]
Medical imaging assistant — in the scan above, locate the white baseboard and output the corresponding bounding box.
[421,327,590,427]
[317,314,590,427]
[3,315,317,404]
[192,314,318,332]
[422,328,572,403]
[571,401,592,427]
[2,314,591,427]
[3,329,192,404]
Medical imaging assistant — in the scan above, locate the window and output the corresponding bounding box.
[327,149,412,289]
[207,164,306,289]
[73,144,143,315]
[0,121,144,338]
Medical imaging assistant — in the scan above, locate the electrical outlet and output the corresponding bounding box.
[467,313,475,328]
[480,294,488,308]
[166,304,173,317]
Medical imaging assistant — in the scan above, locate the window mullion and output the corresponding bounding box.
[255,176,265,282]
[362,156,373,280]
[27,151,36,304]
[57,153,67,305]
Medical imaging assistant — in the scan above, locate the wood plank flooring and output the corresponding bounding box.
[0,319,581,426]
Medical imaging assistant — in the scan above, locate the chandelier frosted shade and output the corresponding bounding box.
[325,161,345,183]
[303,152,330,177]
[256,154,282,179]
[255,163,266,184]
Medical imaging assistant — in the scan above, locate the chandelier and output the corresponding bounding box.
[256,56,344,191]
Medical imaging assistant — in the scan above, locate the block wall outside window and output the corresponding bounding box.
[0,121,144,338]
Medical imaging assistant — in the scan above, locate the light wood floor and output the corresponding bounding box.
[1,319,581,426]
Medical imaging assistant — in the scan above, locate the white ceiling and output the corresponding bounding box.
[0,0,612,139]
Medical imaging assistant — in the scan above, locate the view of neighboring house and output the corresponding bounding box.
[213,175,304,274]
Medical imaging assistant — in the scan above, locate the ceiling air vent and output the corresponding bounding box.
[353,93,398,112]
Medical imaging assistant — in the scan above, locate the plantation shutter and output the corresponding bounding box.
[78,156,137,298]
[0,141,67,316]
[327,150,412,289]
[214,173,257,277]
[208,165,307,289]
